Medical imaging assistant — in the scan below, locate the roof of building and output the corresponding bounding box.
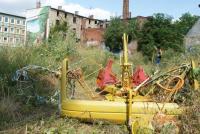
[26,6,150,23]
[186,18,200,37]
[104,16,151,23]
[0,11,25,19]
[50,7,107,22]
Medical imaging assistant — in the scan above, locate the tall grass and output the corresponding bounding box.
[0,34,79,129]
[0,34,116,130]
[1,33,200,133]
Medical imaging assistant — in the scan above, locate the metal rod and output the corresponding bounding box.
[128,89,133,132]
[60,58,68,103]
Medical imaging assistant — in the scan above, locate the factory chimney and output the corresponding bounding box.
[123,0,130,20]
[36,0,41,8]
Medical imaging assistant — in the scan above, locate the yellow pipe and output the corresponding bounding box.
[191,60,199,90]
[61,100,183,124]
[122,33,132,89]
[122,33,133,132]
[60,58,68,103]
[128,89,133,127]
[123,33,128,64]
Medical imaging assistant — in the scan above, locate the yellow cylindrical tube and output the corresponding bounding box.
[123,33,128,64]
[60,58,68,103]
[192,60,199,90]
[128,89,133,127]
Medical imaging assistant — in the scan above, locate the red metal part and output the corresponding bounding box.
[132,66,149,86]
[96,59,118,89]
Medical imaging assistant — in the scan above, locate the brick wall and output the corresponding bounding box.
[82,28,104,46]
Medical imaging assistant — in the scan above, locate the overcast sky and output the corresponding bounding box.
[0,0,200,20]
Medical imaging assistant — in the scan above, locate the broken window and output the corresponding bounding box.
[73,17,77,24]
[56,20,60,25]
[57,11,59,16]
[4,27,8,32]
[95,20,98,24]
[4,37,8,42]
[65,13,67,18]
[89,19,91,24]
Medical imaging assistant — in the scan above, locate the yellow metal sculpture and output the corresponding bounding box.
[59,33,190,133]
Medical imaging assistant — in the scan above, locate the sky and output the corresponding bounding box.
[0,0,200,20]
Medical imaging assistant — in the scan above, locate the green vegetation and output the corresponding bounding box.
[138,13,184,59]
[104,17,127,52]
[1,38,200,133]
[0,12,200,134]
[0,33,115,131]
[138,13,199,59]
[104,17,139,52]
[49,21,69,40]
[104,13,199,59]
[175,13,199,35]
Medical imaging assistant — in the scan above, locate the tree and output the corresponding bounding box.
[104,18,127,52]
[138,13,184,59]
[127,18,139,41]
[49,21,69,41]
[175,13,199,35]
[104,13,198,59]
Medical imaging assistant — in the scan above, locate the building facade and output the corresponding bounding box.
[26,6,108,46]
[26,6,147,48]
[0,12,26,46]
[49,7,107,41]
[185,19,200,49]
[82,28,105,47]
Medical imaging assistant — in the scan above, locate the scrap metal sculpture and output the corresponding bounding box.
[59,33,199,134]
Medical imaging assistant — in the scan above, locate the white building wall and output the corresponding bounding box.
[0,13,26,46]
[48,8,106,40]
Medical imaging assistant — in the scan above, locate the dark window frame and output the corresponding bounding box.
[4,27,8,32]
[56,20,60,25]
[5,17,9,23]
[57,11,59,16]
[73,17,77,24]
[11,18,15,24]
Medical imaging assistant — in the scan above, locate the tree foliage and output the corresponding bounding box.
[104,13,199,59]
[104,18,126,52]
[49,21,69,41]
[138,13,184,58]
[138,13,199,58]
[127,18,140,41]
[104,18,139,52]
[174,13,199,35]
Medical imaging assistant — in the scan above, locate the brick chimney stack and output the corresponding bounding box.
[123,0,129,20]
[36,0,41,8]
